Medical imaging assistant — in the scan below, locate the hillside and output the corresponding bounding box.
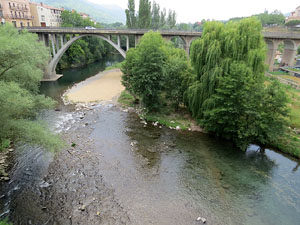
[31,0,126,24]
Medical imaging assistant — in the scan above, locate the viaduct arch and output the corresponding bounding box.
[25,28,300,81]
[46,34,127,80]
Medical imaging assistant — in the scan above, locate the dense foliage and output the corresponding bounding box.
[121,31,191,111]
[57,10,112,70]
[187,18,288,149]
[285,20,300,27]
[229,10,285,26]
[125,0,177,29]
[0,25,63,151]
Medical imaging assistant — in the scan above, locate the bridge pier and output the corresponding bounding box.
[265,39,281,71]
[282,40,300,67]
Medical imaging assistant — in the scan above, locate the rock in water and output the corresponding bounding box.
[196,216,207,223]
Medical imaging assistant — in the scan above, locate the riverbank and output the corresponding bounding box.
[63,69,125,104]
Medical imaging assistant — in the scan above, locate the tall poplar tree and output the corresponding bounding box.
[125,0,136,28]
[151,1,160,29]
[137,0,152,29]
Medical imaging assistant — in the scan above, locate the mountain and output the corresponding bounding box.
[31,0,126,24]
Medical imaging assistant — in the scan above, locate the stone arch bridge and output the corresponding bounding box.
[25,28,300,81]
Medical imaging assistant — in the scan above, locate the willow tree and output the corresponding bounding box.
[186,18,288,149]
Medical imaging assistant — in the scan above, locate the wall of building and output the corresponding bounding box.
[286,6,300,22]
[0,0,33,27]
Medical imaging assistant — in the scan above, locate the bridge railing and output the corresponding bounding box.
[22,26,203,34]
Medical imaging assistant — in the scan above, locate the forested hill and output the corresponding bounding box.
[31,0,126,24]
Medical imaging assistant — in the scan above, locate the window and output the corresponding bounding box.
[0,10,2,17]
[27,22,30,27]
[20,21,23,27]
[19,12,21,17]
[9,3,11,8]
[41,15,45,21]
[12,21,16,27]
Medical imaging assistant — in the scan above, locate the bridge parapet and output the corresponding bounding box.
[24,27,300,80]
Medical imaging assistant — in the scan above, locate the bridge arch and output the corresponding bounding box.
[46,34,126,79]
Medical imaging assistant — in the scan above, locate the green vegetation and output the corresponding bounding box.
[120,19,296,157]
[0,219,12,225]
[0,139,10,152]
[269,71,289,75]
[118,90,136,107]
[265,77,300,157]
[187,18,288,150]
[285,20,300,27]
[104,62,123,71]
[118,90,192,130]
[57,10,112,70]
[229,10,285,26]
[125,0,176,29]
[288,67,300,72]
[0,25,63,151]
[122,31,191,112]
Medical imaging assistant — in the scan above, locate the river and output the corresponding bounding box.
[0,56,300,225]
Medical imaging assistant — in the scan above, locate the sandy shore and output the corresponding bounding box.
[65,69,125,103]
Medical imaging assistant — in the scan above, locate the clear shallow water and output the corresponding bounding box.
[91,107,300,225]
[1,57,300,225]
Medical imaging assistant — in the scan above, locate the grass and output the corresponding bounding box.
[118,90,136,107]
[0,139,10,152]
[104,62,123,71]
[269,71,289,76]
[118,90,194,130]
[266,77,300,158]
[144,110,191,130]
[288,67,300,73]
[0,219,12,225]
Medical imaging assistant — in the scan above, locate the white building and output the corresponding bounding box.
[29,2,63,27]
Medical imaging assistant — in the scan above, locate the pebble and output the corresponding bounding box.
[196,216,207,223]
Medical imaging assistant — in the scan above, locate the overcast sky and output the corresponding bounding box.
[88,0,299,23]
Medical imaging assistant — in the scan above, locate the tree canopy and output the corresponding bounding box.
[0,25,63,151]
[57,10,111,70]
[121,31,191,111]
[186,18,288,149]
[125,0,177,29]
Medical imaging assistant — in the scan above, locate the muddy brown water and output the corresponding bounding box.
[1,58,300,225]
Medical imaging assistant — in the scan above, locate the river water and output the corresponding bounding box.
[1,56,300,225]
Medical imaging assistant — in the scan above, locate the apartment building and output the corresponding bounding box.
[30,2,63,27]
[286,6,300,22]
[0,0,33,27]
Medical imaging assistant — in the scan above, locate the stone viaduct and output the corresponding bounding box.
[25,28,300,81]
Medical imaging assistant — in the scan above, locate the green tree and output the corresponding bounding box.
[159,8,167,28]
[285,20,300,27]
[164,47,192,110]
[167,10,177,29]
[58,10,111,70]
[121,31,167,111]
[0,25,63,151]
[125,0,136,28]
[187,18,288,149]
[138,0,152,29]
[151,1,160,29]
